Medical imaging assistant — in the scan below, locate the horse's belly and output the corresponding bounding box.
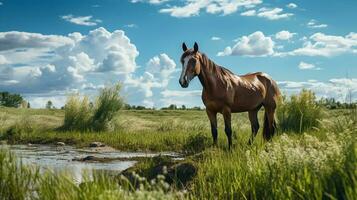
[231,91,264,112]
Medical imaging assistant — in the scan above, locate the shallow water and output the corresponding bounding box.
[1,144,179,183]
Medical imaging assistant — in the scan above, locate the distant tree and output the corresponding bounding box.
[136,105,146,110]
[46,100,53,109]
[168,104,177,110]
[181,105,186,110]
[0,92,23,107]
[191,106,202,111]
[27,102,31,108]
[123,103,132,110]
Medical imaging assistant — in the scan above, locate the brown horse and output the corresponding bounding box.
[179,42,281,149]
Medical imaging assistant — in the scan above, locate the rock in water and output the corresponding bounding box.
[56,142,65,146]
[89,142,105,147]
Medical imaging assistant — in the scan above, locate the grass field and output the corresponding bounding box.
[0,106,356,199]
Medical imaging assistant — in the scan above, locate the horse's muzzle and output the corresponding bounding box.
[179,80,189,88]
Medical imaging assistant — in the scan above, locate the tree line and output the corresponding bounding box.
[1,91,356,110]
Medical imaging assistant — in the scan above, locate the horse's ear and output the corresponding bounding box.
[182,42,188,52]
[193,42,199,53]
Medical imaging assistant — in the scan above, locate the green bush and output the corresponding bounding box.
[277,90,323,133]
[63,84,124,132]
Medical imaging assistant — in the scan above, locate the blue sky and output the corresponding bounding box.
[0,0,356,108]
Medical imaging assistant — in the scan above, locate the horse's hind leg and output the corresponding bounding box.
[263,106,276,141]
[248,110,259,145]
[206,109,218,146]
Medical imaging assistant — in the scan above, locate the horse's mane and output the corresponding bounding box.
[200,53,236,87]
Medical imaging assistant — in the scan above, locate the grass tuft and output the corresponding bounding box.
[277,89,324,133]
[63,84,124,132]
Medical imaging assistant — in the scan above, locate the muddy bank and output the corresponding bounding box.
[120,155,197,189]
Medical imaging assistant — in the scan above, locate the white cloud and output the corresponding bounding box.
[217,31,274,56]
[281,32,357,57]
[158,0,262,18]
[160,89,203,107]
[211,36,221,41]
[275,30,296,40]
[145,53,176,87]
[240,9,256,16]
[161,89,201,98]
[61,15,102,26]
[125,24,138,28]
[286,3,297,9]
[278,78,357,102]
[0,2,3,6]
[307,19,327,28]
[0,28,178,108]
[242,7,293,20]
[0,31,72,51]
[298,61,321,70]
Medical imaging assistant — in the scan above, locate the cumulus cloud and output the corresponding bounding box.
[280,32,357,57]
[286,3,297,9]
[61,15,102,26]
[0,28,177,108]
[217,31,274,56]
[278,78,357,102]
[275,30,296,40]
[241,7,293,20]
[156,0,262,18]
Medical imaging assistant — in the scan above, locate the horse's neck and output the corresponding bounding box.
[198,55,221,90]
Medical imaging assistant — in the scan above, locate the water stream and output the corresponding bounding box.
[1,144,179,183]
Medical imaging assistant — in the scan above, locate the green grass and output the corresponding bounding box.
[0,103,356,199]
[0,108,253,151]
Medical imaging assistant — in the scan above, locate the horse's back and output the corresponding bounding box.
[248,72,281,107]
[240,72,280,102]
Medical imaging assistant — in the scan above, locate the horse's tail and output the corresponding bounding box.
[263,111,276,141]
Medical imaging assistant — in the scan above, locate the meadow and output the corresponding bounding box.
[0,92,356,199]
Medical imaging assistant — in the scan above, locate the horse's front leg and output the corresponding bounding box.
[206,109,218,146]
[222,107,232,150]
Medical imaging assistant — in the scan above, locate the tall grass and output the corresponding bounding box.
[92,84,124,131]
[63,96,92,132]
[277,90,324,133]
[63,84,124,132]
[190,117,357,199]
[0,149,184,200]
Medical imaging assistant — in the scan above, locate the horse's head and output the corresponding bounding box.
[179,42,201,88]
